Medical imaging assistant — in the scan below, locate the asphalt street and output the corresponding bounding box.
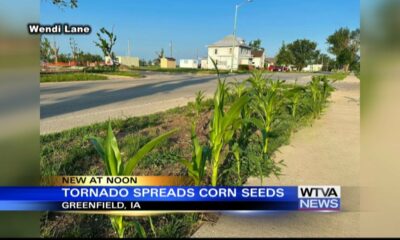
[40,72,315,134]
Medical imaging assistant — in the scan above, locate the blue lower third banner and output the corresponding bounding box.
[0,186,340,212]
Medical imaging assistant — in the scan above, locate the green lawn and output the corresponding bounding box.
[40,73,108,83]
[327,72,349,81]
[101,71,143,78]
[40,71,144,82]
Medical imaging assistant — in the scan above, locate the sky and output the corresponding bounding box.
[40,0,360,61]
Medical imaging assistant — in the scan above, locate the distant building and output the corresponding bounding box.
[116,56,139,67]
[265,57,276,68]
[104,56,139,67]
[160,57,176,69]
[303,64,323,72]
[207,35,252,70]
[200,59,208,69]
[179,59,199,69]
[251,50,265,69]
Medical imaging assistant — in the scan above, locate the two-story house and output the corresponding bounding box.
[207,35,252,70]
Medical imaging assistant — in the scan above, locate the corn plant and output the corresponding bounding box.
[231,142,242,185]
[249,74,284,155]
[194,90,205,118]
[228,79,253,185]
[180,124,210,185]
[286,84,305,119]
[247,75,283,184]
[309,77,322,117]
[228,78,248,99]
[209,59,249,186]
[321,76,335,100]
[89,121,177,238]
[180,89,210,185]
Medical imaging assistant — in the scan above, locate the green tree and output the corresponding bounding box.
[58,53,71,63]
[287,39,319,71]
[154,48,164,66]
[327,27,360,72]
[317,53,335,71]
[139,59,147,67]
[94,27,117,68]
[76,52,103,64]
[51,0,78,8]
[69,37,80,61]
[40,37,52,62]
[275,42,293,66]
[249,39,263,51]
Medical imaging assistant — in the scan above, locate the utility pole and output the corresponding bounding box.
[230,0,253,73]
[127,40,131,56]
[170,41,173,58]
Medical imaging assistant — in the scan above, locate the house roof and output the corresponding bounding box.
[251,50,264,58]
[162,57,176,61]
[208,35,250,48]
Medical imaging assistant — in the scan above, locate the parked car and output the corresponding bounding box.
[268,65,289,72]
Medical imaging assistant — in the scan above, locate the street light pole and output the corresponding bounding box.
[230,0,252,73]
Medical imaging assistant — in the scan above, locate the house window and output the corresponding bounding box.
[214,49,218,54]
[229,48,232,54]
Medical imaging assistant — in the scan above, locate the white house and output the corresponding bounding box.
[207,35,252,70]
[303,64,323,72]
[251,50,265,69]
[179,59,199,69]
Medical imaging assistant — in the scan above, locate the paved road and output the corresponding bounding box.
[40,72,314,134]
[193,76,360,237]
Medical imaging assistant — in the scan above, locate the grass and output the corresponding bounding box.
[327,72,348,81]
[40,72,108,83]
[40,70,144,82]
[101,71,143,78]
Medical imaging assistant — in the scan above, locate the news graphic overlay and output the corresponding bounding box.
[0,176,340,214]
[298,185,341,211]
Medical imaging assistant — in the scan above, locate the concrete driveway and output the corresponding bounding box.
[40,72,314,134]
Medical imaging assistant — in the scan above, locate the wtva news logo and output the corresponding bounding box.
[298,186,341,211]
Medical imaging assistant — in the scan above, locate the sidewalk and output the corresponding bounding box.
[193,76,360,237]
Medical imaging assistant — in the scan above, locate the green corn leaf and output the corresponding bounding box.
[232,142,240,161]
[105,122,118,176]
[221,95,249,130]
[248,117,265,131]
[123,129,178,175]
[193,136,202,170]
[179,159,193,171]
[133,221,147,238]
[88,137,110,174]
[109,124,123,175]
[179,159,199,184]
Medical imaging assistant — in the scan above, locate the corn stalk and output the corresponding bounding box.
[209,59,249,186]
[247,72,284,185]
[89,121,177,238]
[249,74,284,155]
[180,124,210,185]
